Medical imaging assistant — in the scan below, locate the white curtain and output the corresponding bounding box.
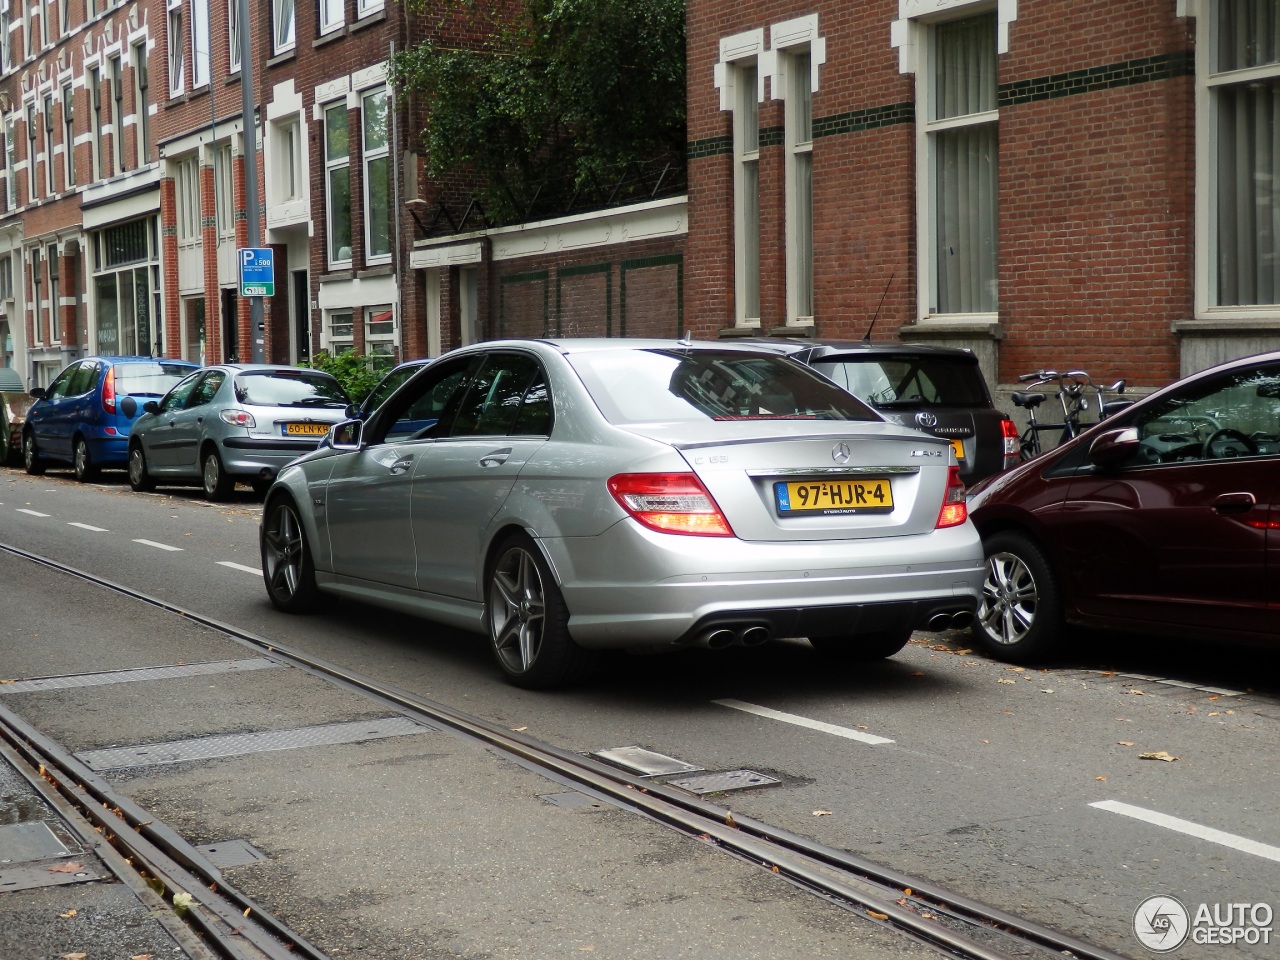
[1216,0,1280,305]
[933,15,997,314]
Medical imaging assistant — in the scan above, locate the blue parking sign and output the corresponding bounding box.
[239,247,274,297]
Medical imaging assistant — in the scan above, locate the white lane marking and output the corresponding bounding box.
[16,508,50,517]
[68,522,109,532]
[218,561,261,575]
[133,539,183,552]
[713,698,895,745]
[1091,800,1280,864]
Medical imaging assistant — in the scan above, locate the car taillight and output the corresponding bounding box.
[607,472,735,537]
[935,465,968,528]
[101,367,116,413]
[220,409,257,428]
[1000,416,1020,464]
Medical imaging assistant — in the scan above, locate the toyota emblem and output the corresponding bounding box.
[832,442,851,464]
[915,412,939,429]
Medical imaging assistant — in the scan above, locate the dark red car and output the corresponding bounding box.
[967,351,1280,663]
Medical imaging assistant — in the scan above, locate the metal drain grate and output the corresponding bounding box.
[0,821,70,862]
[665,769,780,795]
[195,839,268,869]
[0,658,280,694]
[76,716,434,771]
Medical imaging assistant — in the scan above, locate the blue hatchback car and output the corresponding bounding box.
[23,356,200,481]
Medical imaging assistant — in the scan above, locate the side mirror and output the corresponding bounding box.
[29,387,45,400]
[1088,426,1140,467]
[330,419,364,451]
[345,402,361,419]
[143,400,160,414]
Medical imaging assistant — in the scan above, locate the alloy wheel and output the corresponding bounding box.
[489,546,546,675]
[263,503,304,602]
[978,551,1038,646]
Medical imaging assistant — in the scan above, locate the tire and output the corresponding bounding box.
[201,447,234,501]
[486,533,596,688]
[251,478,273,499]
[23,432,45,476]
[809,630,913,662]
[73,436,98,483]
[127,444,156,493]
[261,496,320,613]
[971,530,1064,663]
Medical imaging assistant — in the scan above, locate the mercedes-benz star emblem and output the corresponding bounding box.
[832,442,851,464]
[915,412,939,428]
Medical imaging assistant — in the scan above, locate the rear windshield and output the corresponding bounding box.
[234,371,349,408]
[115,362,198,397]
[810,354,988,408]
[568,349,878,425]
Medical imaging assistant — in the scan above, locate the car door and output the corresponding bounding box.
[144,373,202,471]
[167,370,227,474]
[1056,362,1280,637]
[411,352,552,601]
[27,365,76,459]
[324,356,480,589]
[37,361,96,461]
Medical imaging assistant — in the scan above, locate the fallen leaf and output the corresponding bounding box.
[577,947,596,952]
[980,739,990,744]
[997,678,1016,685]
[1116,717,1132,722]
[812,810,832,817]
[771,864,779,873]
[910,671,925,677]
[60,954,87,959]
[1126,689,1145,695]
[58,909,77,918]
[856,724,869,730]
[1040,689,1054,694]
[868,910,889,921]
[903,888,912,896]
[1118,741,1135,747]
[1226,709,1235,715]
[725,811,736,828]
[921,912,936,919]
[1000,710,1014,716]
[243,907,252,918]
[511,726,528,732]
[1100,670,1117,677]
[955,648,972,655]
[1209,712,1220,717]
[1209,694,1220,701]
[1095,776,1107,781]
[48,862,85,874]
[0,678,13,684]
[1139,751,1180,762]
[131,955,153,960]
[172,892,195,911]
[1010,666,1025,673]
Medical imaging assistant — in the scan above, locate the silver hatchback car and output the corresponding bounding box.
[260,339,984,687]
[129,364,350,500]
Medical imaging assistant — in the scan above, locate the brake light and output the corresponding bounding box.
[220,409,257,428]
[101,367,116,413]
[608,473,735,537]
[1000,416,1020,465]
[935,465,968,528]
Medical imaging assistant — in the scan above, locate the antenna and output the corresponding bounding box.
[678,330,693,347]
[861,274,895,343]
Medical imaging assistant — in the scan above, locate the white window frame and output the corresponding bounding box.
[324,308,353,353]
[213,142,233,243]
[364,304,396,365]
[362,86,391,265]
[357,0,384,17]
[323,99,351,267]
[175,154,201,244]
[167,0,185,98]
[59,0,69,36]
[319,0,344,35]
[24,100,36,202]
[61,81,74,187]
[109,54,124,175]
[715,29,764,327]
[38,0,47,48]
[0,4,10,73]
[88,65,104,181]
[190,0,210,88]
[30,249,43,344]
[272,0,295,55]
[133,42,150,167]
[41,91,53,196]
[227,0,240,73]
[3,118,15,210]
[273,116,300,202]
[1192,0,1280,318]
[47,241,59,342]
[770,16,825,326]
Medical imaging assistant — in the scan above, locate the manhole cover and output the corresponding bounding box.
[666,769,780,795]
[194,839,267,869]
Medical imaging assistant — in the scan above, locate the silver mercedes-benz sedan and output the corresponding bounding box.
[260,339,984,688]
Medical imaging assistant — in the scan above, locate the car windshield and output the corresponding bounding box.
[568,348,878,424]
[234,371,349,408]
[810,354,988,408]
[114,362,197,397]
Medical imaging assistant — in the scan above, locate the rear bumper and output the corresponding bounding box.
[220,437,323,478]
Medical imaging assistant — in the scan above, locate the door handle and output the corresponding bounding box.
[389,455,414,476]
[479,447,512,468]
[1212,492,1256,514]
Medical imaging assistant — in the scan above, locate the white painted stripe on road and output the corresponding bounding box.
[16,508,50,517]
[68,522,109,532]
[218,561,261,575]
[712,699,895,745]
[1091,800,1280,864]
[133,539,183,552]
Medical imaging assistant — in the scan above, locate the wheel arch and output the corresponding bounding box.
[262,483,330,574]
[482,524,561,588]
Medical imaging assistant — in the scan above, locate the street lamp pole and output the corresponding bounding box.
[238,0,265,363]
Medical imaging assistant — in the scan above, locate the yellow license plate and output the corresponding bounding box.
[284,422,329,437]
[776,479,893,514]
[950,439,965,461]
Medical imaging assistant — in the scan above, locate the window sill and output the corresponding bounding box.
[899,320,1003,341]
[314,28,348,49]
[717,325,762,339]
[352,9,388,32]
[765,324,814,338]
[358,264,394,278]
[267,49,296,68]
[319,269,354,283]
[1173,317,1280,334]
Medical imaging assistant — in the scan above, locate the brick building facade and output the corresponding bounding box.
[686,0,1275,397]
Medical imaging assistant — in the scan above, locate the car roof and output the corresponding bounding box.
[729,337,980,360]
[205,363,338,375]
[83,355,200,365]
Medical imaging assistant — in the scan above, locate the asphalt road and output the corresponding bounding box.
[2,465,1278,959]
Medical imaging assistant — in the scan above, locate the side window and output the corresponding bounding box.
[66,361,99,397]
[373,358,477,443]
[1130,365,1280,465]
[160,373,202,413]
[188,371,226,407]
[450,354,542,438]
[44,366,76,400]
[511,372,551,436]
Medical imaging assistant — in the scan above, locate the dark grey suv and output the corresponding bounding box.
[743,339,1019,484]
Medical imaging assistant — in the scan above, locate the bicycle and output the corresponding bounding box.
[1012,369,1129,460]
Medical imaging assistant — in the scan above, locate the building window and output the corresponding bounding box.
[319,0,343,35]
[922,12,998,316]
[783,49,814,323]
[92,218,158,356]
[0,254,12,300]
[213,143,233,239]
[109,55,125,175]
[42,93,54,196]
[274,117,300,202]
[364,305,395,368]
[134,43,151,166]
[272,0,294,55]
[1208,0,1280,307]
[47,242,59,342]
[31,250,43,344]
[89,66,104,181]
[227,0,240,72]
[362,87,391,262]
[5,118,16,210]
[175,155,200,244]
[190,0,210,88]
[733,62,760,324]
[38,0,47,48]
[325,309,353,353]
[167,0,184,97]
[1,3,11,72]
[59,0,69,36]
[25,102,37,202]
[61,82,74,187]
[357,0,384,17]
[324,101,351,266]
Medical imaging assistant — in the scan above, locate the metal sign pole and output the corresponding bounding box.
[239,0,265,363]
